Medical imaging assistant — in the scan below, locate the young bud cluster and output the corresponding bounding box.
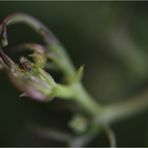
[0,44,56,102]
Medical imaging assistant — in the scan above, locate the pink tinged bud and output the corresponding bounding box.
[0,44,56,102]
[9,71,55,102]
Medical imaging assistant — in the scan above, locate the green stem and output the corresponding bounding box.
[55,83,101,116]
[48,44,76,78]
[4,13,57,45]
[73,83,101,115]
[96,89,148,124]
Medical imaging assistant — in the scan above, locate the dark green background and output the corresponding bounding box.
[0,1,148,146]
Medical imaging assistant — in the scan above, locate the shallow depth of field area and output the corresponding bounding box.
[0,2,148,147]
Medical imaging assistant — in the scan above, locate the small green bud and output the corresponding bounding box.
[67,65,85,84]
[74,65,84,82]
[69,114,88,134]
[25,43,47,68]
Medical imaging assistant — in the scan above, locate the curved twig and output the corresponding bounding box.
[102,125,117,148]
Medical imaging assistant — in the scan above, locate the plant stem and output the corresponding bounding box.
[3,13,102,115]
[96,88,148,124]
[102,125,116,148]
[4,13,57,45]
[73,83,101,115]
[4,13,148,127]
[55,82,101,116]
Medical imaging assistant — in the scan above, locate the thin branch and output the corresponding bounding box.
[102,125,117,148]
[27,122,73,143]
[3,12,58,45]
[68,132,97,147]
[96,88,148,124]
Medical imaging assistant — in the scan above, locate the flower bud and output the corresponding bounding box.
[0,44,56,102]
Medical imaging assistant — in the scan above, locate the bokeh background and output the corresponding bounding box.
[0,1,148,146]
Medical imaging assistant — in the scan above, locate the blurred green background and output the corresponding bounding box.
[0,1,148,146]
